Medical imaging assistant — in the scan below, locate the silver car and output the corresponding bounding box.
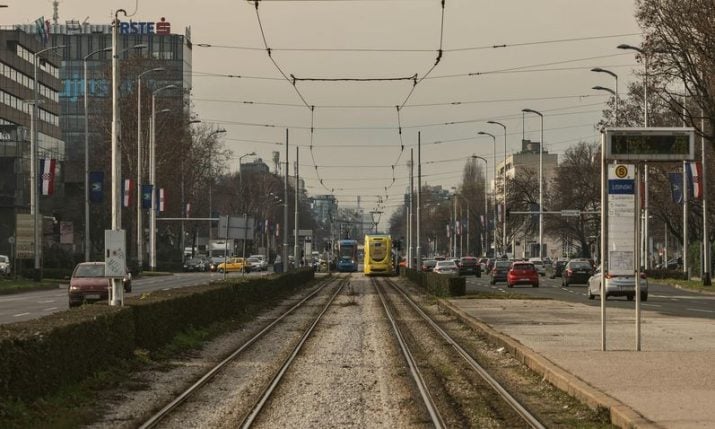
[587,266,648,301]
[434,260,458,275]
[0,255,10,275]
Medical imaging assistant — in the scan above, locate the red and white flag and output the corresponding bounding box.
[275,223,280,238]
[690,161,703,200]
[159,188,165,212]
[122,178,133,208]
[39,158,56,196]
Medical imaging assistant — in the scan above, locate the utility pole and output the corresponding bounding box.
[283,129,289,272]
[294,146,300,268]
[416,132,422,269]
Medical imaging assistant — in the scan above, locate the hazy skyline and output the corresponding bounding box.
[4,0,643,228]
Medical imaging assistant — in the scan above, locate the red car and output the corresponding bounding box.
[68,262,132,308]
[507,262,539,288]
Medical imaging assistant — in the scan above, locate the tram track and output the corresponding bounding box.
[138,275,348,429]
[374,276,546,428]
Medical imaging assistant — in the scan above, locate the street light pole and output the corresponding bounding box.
[149,85,177,270]
[471,155,488,256]
[206,128,226,259]
[487,120,508,255]
[31,44,65,276]
[83,47,111,262]
[136,67,165,270]
[591,67,619,125]
[478,131,497,255]
[522,109,544,259]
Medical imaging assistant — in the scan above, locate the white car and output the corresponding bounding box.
[528,258,546,276]
[249,254,268,271]
[587,266,648,301]
[0,254,10,275]
[433,260,458,275]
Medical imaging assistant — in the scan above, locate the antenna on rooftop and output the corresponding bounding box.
[52,0,60,25]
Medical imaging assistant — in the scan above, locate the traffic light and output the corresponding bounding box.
[394,239,402,251]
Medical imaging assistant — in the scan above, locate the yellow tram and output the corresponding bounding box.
[363,234,393,276]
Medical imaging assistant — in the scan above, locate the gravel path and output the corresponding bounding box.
[253,276,430,428]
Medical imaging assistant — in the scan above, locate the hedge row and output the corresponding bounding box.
[401,268,466,297]
[0,269,314,403]
[644,269,689,280]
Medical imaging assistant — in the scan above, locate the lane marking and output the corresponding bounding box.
[687,308,715,313]
[43,307,58,312]
[12,312,30,318]
[642,303,661,307]
[37,299,55,304]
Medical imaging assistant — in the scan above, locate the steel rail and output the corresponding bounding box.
[372,278,446,429]
[240,278,347,428]
[139,275,343,429]
[385,278,546,429]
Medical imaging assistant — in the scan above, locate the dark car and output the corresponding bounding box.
[458,256,481,277]
[507,262,539,288]
[68,262,132,308]
[550,260,568,278]
[563,260,593,286]
[489,260,512,285]
[183,256,208,272]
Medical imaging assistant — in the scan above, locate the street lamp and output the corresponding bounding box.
[478,131,497,255]
[207,128,227,252]
[31,44,65,277]
[238,151,257,213]
[136,67,165,270]
[487,120,508,254]
[591,67,619,125]
[148,85,177,270]
[471,155,489,256]
[521,108,544,259]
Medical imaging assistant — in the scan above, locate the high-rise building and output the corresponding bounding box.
[0,29,63,257]
[12,18,192,255]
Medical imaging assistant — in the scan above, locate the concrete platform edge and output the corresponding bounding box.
[441,298,664,429]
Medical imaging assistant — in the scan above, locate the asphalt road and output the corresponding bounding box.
[0,270,271,326]
[466,273,715,320]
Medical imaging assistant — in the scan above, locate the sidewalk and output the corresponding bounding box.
[445,297,715,429]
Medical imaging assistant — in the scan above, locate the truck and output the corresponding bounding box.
[207,239,238,258]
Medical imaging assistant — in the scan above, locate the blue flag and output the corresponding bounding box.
[89,171,104,203]
[141,184,153,209]
[668,172,683,204]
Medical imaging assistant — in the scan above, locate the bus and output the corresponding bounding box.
[363,234,393,276]
[336,239,359,272]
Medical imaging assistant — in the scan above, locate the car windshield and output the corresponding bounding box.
[437,261,456,267]
[495,261,511,268]
[247,258,259,263]
[570,262,592,269]
[513,263,534,271]
[74,264,105,277]
[0,255,8,263]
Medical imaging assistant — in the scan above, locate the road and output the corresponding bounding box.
[465,274,715,320]
[0,270,270,325]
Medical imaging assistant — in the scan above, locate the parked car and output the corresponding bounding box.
[528,257,546,276]
[216,257,249,273]
[549,260,568,278]
[183,256,208,272]
[0,254,10,275]
[68,262,132,308]
[249,254,269,271]
[489,260,512,285]
[562,260,593,286]
[507,262,539,288]
[587,266,648,301]
[434,260,458,275]
[458,256,481,277]
[421,259,437,272]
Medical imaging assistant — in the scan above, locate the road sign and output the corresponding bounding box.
[293,229,313,236]
[15,214,34,259]
[561,210,580,217]
[605,127,695,161]
[218,215,255,240]
[607,164,635,276]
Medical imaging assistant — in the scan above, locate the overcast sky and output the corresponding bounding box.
[5,0,643,229]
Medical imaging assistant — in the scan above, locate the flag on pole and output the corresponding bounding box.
[687,161,703,200]
[668,172,683,204]
[141,184,153,209]
[185,202,191,218]
[89,171,104,203]
[497,204,503,223]
[39,158,56,196]
[455,220,461,236]
[275,223,280,238]
[34,17,48,44]
[480,215,485,228]
[446,224,451,238]
[158,188,165,212]
[122,178,133,208]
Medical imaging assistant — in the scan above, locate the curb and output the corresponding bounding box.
[441,298,664,429]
